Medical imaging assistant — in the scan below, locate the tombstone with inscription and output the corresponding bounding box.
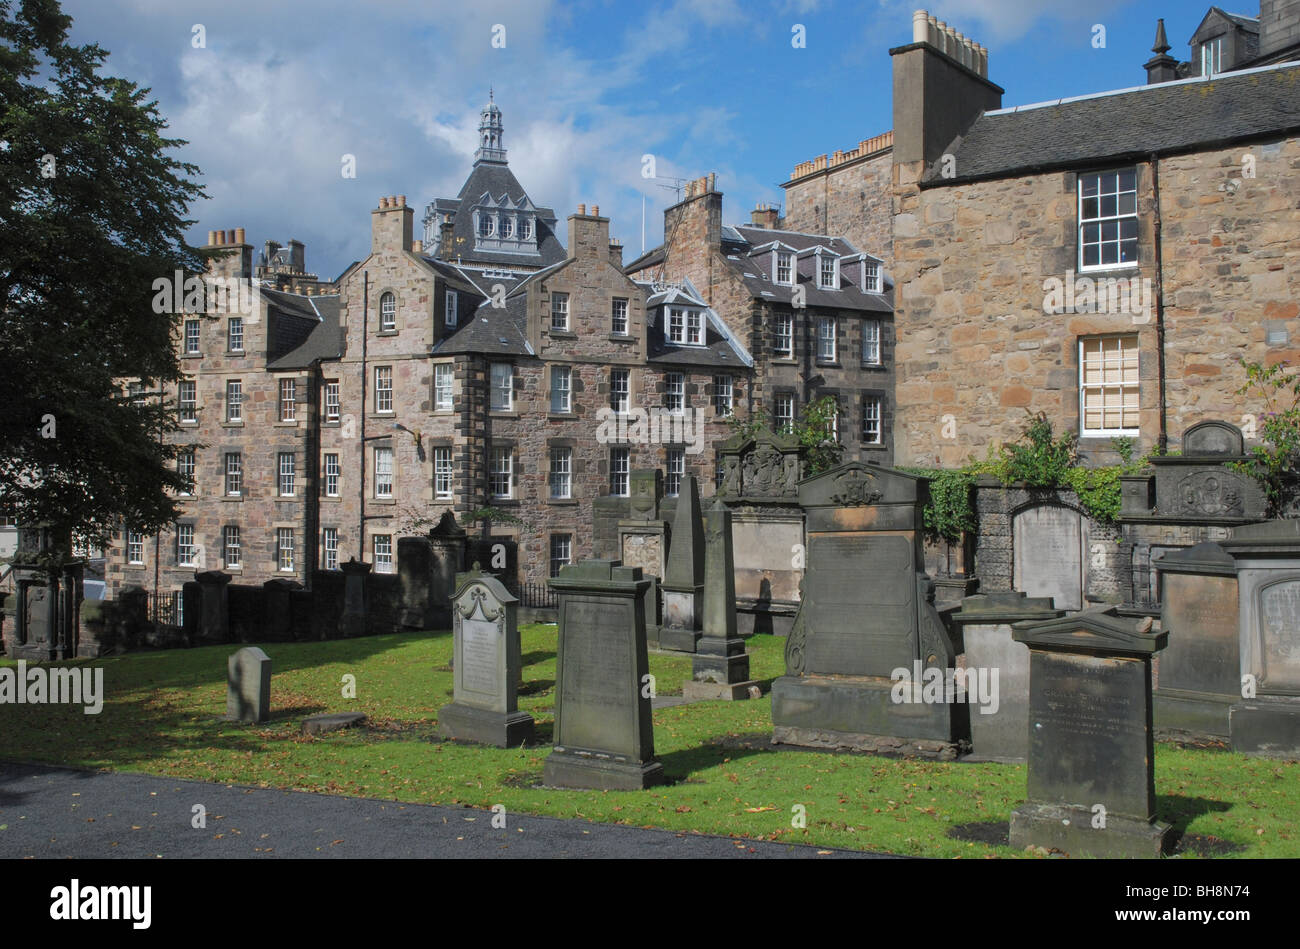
[1009,607,1171,858]
[226,646,272,723]
[771,463,961,755]
[1222,520,1300,757]
[1153,543,1239,740]
[1013,504,1085,612]
[544,560,664,790]
[948,592,1063,762]
[437,568,533,747]
[683,497,760,700]
[619,470,667,640]
[659,474,705,653]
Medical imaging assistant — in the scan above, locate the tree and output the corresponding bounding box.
[0,0,206,558]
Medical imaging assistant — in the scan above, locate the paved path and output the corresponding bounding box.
[0,762,894,859]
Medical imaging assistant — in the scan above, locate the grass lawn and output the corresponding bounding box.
[1,625,1295,858]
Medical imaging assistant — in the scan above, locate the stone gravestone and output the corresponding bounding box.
[437,568,533,747]
[544,560,664,790]
[426,511,468,628]
[683,498,759,701]
[226,646,271,723]
[1013,504,1084,611]
[771,463,962,756]
[1222,519,1300,757]
[195,570,232,644]
[1153,542,1239,740]
[659,474,705,653]
[340,558,370,637]
[619,470,666,641]
[1009,607,1171,858]
[948,592,1062,763]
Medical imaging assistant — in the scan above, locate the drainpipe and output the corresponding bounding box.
[1150,154,1169,454]
[359,271,368,547]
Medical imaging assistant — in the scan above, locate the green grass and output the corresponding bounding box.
[2,626,1296,857]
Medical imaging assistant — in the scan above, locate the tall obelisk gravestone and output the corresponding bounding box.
[658,475,705,653]
[544,560,664,790]
[683,498,760,701]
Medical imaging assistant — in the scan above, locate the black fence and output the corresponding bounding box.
[518,581,558,609]
[1129,546,1162,613]
[149,592,180,628]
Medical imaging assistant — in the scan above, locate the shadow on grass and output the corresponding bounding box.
[658,735,773,782]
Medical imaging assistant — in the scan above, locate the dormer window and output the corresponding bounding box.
[775,251,793,285]
[520,218,532,240]
[668,307,702,345]
[819,255,838,290]
[501,217,514,239]
[863,260,881,293]
[1200,36,1224,76]
[478,214,494,238]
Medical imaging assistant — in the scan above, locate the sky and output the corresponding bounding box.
[60,0,1228,279]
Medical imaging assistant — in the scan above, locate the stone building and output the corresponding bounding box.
[884,5,1300,468]
[106,95,751,600]
[625,177,896,465]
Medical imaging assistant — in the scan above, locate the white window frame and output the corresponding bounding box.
[226,380,242,422]
[225,452,242,497]
[127,531,144,565]
[279,378,297,422]
[520,218,532,240]
[374,446,394,498]
[775,251,793,285]
[550,292,569,331]
[223,525,241,569]
[818,254,839,290]
[817,317,836,362]
[862,320,881,365]
[665,372,685,414]
[325,381,340,422]
[611,368,630,413]
[862,396,882,445]
[775,393,795,434]
[1078,168,1139,271]
[665,448,684,497]
[775,312,793,356]
[550,365,571,414]
[478,213,493,239]
[379,291,396,331]
[1201,36,1224,76]
[434,447,453,500]
[713,375,733,416]
[177,448,195,496]
[324,453,340,497]
[549,533,572,578]
[434,363,454,411]
[612,298,629,335]
[550,447,572,500]
[323,527,338,570]
[177,524,196,566]
[609,448,630,497]
[373,534,394,574]
[1079,334,1140,437]
[374,366,393,414]
[184,319,201,354]
[228,316,244,352]
[277,527,295,572]
[445,290,458,327]
[863,260,882,293]
[179,380,197,422]
[500,216,514,239]
[489,446,513,499]
[278,452,296,497]
[490,362,513,411]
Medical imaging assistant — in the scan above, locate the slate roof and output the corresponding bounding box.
[924,61,1300,186]
[437,161,566,269]
[638,278,753,369]
[432,292,533,357]
[264,290,344,369]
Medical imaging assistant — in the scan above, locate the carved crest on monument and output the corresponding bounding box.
[828,467,882,507]
[718,426,805,501]
[1172,471,1245,517]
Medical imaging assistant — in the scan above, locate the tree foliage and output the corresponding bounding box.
[0,0,206,554]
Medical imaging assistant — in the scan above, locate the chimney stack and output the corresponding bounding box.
[750,202,780,229]
[893,9,1002,167]
[372,194,413,255]
[438,219,456,261]
[568,203,610,262]
[609,237,623,268]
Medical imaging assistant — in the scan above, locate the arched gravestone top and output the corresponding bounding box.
[430,510,466,538]
[452,567,518,608]
[1182,420,1245,457]
[797,461,925,510]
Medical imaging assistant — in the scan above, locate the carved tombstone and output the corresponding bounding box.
[437,568,533,747]
[771,463,962,756]
[659,474,705,652]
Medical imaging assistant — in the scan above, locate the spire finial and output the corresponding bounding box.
[1152,18,1170,55]
[489,86,493,102]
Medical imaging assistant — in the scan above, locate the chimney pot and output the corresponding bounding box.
[913,9,928,43]
[235,227,246,245]
[578,203,586,215]
[592,204,599,216]
[412,239,423,254]
[398,195,406,208]
[207,230,217,246]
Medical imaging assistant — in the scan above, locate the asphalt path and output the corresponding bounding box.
[0,761,895,859]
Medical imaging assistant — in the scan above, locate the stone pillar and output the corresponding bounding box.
[659,474,704,653]
[195,571,233,644]
[398,535,436,630]
[1009,607,1171,858]
[684,498,759,701]
[226,646,272,723]
[118,585,148,651]
[428,512,468,630]
[948,592,1063,762]
[261,578,300,642]
[341,558,371,638]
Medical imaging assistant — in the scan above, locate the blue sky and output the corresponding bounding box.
[62,0,1227,278]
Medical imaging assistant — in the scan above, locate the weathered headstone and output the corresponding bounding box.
[426,511,468,628]
[619,470,666,640]
[544,560,664,790]
[437,568,533,747]
[771,463,962,756]
[1153,542,1239,740]
[1013,504,1084,611]
[948,592,1062,762]
[226,646,271,723]
[683,498,760,701]
[1222,519,1300,757]
[659,474,705,653]
[1009,607,1171,858]
[302,712,366,736]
